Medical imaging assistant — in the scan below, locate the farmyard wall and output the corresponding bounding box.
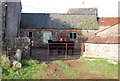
[20,29,88,47]
[84,43,119,60]
[6,37,31,59]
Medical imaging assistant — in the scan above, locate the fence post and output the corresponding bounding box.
[47,43,49,59]
[81,43,84,56]
[65,43,67,59]
[30,39,32,57]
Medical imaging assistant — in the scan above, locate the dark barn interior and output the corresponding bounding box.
[31,42,82,62]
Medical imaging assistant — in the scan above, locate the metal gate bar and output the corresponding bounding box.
[47,43,82,59]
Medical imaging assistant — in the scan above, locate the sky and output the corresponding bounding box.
[21,0,120,17]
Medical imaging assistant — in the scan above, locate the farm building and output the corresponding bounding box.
[20,7,119,60]
[1,1,31,59]
[83,20,120,60]
[2,2,22,38]
[20,8,98,47]
[19,8,99,60]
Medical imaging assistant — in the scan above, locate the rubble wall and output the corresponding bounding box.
[6,37,31,59]
[20,29,87,47]
[84,43,119,60]
[20,30,43,47]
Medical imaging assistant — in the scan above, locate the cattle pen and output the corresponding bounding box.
[31,43,84,62]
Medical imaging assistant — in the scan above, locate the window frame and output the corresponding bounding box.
[69,32,77,39]
[28,32,33,38]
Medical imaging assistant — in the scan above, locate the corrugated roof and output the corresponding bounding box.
[87,36,120,44]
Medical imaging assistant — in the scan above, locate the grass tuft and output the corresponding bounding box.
[2,59,47,79]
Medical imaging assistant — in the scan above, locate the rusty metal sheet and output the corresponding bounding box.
[87,36,120,44]
[106,36,115,43]
[87,36,101,43]
[23,29,36,31]
[98,36,107,43]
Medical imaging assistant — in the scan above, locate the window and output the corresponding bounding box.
[28,32,32,38]
[70,32,77,39]
[70,33,72,38]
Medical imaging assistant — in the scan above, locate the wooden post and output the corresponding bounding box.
[47,43,50,59]
[30,39,32,57]
[65,43,67,59]
[81,43,84,56]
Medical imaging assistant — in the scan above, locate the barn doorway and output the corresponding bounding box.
[43,31,52,43]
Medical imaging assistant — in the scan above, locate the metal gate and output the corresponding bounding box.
[31,43,84,61]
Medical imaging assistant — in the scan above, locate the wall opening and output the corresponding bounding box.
[28,32,32,38]
[43,31,52,43]
[70,32,77,39]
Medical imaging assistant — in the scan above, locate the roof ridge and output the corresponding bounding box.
[69,7,97,9]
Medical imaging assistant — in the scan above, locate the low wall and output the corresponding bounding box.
[5,37,31,59]
[83,43,119,60]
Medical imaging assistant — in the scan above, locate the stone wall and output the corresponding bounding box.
[51,30,87,43]
[0,2,2,55]
[5,37,31,59]
[1,2,6,38]
[1,2,7,56]
[0,2,22,39]
[20,30,43,47]
[83,43,119,60]
[1,2,22,55]
[5,2,22,38]
[20,29,88,47]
